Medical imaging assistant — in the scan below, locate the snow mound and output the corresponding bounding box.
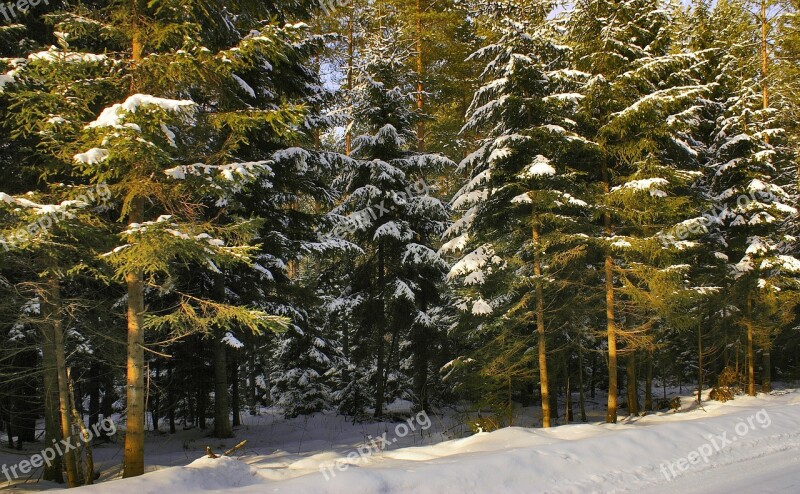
[73,456,260,493]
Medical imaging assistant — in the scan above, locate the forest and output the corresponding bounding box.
[1,0,800,489]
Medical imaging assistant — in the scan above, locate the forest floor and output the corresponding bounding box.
[2,384,800,493]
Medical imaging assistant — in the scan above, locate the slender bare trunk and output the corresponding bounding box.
[211,272,232,438]
[41,390,64,481]
[761,0,769,141]
[697,322,703,404]
[345,5,354,156]
[626,353,638,415]
[565,355,573,423]
[746,292,756,396]
[602,163,618,423]
[248,340,257,414]
[577,340,587,422]
[43,275,80,487]
[231,354,241,427]
[415,0,425,152]
[374,242,386,417]
[40,282,64,483]
[533,222,550,428]
[645,352,653,411]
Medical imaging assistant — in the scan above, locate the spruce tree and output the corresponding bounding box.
[444,4,596,426]
[567,0,711,421]
[693,0,800,395]
[331,18,452,416]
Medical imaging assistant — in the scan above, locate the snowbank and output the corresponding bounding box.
[58,390,800,494]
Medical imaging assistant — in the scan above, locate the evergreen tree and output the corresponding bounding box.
[567,0,711,421]
[444,4,595,426]
[692,0,800,395]
[330,18,452,416]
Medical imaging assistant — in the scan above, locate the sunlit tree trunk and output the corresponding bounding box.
[345,3,354,156]
[759,0,773,394]
[761,0,769,139]
[602,163,618,423]
[533,220,550,428]
[415,0,425,152]
[123,0,148,473]
[123,194,146,477]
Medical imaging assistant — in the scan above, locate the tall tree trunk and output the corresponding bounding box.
[248,340,257,414]
[762,349,771,392]
[123,4,148,472]
[231,353,241,427]
[602,162,618,423]
[123,195,146,478]
[412,299,430,413]
[697,322,703,404]
[415,0,425,152]
[68,369,93,485]
[212,337,232,437]
[589,351,596,399]
[626,353,638,415]
[151,364,160,432]
[533,222,551,428]
[565,354,573,423]
[345,4,354,156]
[100,371,114,439]
[577,340,587,422]
[88,365,100,431]
[374,243,386,417]
[167,364,176,434]
[761,0,769,141]
[40,312,64,483]
[746,292,756,396]
[645,352,653,411]
[211,272,232,438]
[43,275,80,487]
[197,372,207,430]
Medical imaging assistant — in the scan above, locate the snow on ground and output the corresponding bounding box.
[3,388,800,493]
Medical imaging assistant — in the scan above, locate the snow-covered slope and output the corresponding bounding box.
[53,390,800,494]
